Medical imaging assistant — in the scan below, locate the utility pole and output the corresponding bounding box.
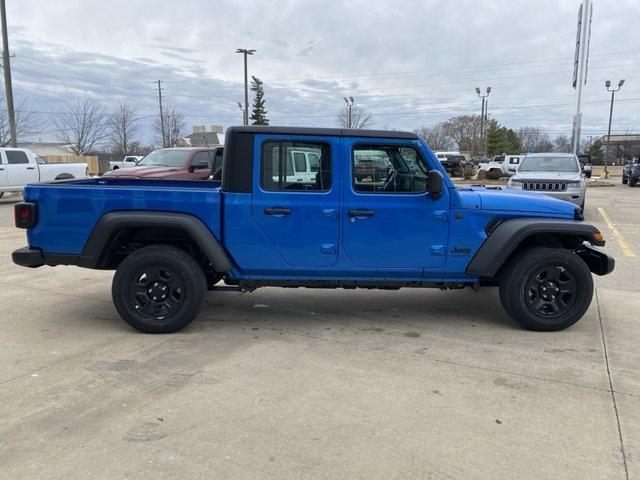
[1,0,17,147]
[156,80,165,147]
[343,96,354,128]
[604,79,625,179]
[475,87,491,156]
[571,0,593,154]
[236,48,256,126]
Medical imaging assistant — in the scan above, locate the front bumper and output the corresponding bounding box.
[12,246,44,268]
[577,243,615,276]
[507,186,585,206]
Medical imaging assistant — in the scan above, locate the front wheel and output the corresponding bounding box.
[112,245,207,333]
[630,177,637,187]
[622,176,628,185]
[499,247,593,331]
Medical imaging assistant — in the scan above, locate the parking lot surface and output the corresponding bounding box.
[1,186,638,479]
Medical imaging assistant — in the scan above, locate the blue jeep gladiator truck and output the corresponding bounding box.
[12,126,614,333]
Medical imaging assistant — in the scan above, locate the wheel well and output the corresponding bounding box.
[97,226,209,270]
[55,173,75,180]
[494,233,589,279]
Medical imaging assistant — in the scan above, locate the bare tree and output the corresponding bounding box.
[517,127,553,153]
[0,95,41,146]
[53,96,108,155]
[415,123,454,151]
[441,115,483,153]
[108,102,139,155]
[154,107,186,147]
[337,105,373,129]
[553,135,572,153]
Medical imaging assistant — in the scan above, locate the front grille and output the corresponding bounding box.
[522,181,568,192]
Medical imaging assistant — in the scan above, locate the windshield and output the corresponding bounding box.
[137,150,190,167]
[518,156,579,173]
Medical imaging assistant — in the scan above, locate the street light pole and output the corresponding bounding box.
[236,48,256,126]
[604,79,624,179]
[475,87,491,155]
[1,0,17,147]
[343,96,354,128]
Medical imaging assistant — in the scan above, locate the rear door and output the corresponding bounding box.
[342,139,449,270]
[250,135,339,267]
[0,151,8,187]
[4,150,38,186]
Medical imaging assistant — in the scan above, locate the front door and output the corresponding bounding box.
[342,139,449,269]
[3,150,38,187]
[251,136,340,267]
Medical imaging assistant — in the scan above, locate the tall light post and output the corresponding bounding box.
[604,79,624,179]
[236,48,256,126]
[343,96,354,128]
[475,86,491,155]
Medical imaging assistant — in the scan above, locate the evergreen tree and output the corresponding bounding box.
[250,76,269,125]
[487,120,521,156]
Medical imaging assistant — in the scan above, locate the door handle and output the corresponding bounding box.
[264,207,291,216]
[348,209,375,218]
[26,167,35,170]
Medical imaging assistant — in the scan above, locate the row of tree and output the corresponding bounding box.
[0,75,272,155]
[414,115,584,157]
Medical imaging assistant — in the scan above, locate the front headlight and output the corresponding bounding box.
[507,179,520,189]
[566,181,582,191]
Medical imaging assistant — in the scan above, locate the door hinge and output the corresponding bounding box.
[430,245,446,256]
[433,210,449,222]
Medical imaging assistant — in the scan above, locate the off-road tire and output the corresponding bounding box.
[112,245,207,333]
[499,247,593,331]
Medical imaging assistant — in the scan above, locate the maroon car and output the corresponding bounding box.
[103,147,223,180]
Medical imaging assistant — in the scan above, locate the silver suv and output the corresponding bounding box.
[507,153,586,209]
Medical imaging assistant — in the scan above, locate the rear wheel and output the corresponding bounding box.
[499,247,593,331]
[622,175,628,184]
[630,177,637,187]
[112,245,207,333]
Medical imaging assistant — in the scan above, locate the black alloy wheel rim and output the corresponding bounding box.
[525,265,577,318]
[129,266,185,320]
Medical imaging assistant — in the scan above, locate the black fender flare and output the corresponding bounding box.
[77,211,234,272]
[466,218,605,278]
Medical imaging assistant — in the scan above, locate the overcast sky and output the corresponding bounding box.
[5,0,640,144]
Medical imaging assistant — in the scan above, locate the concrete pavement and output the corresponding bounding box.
[0,185,638,479]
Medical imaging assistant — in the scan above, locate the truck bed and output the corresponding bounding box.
[24,178,222,255]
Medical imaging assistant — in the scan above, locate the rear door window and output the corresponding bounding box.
[261,141,331,192]
[5,151,30,164]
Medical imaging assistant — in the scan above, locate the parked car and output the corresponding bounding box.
[0,148,87,197]
[577,154,592,178]
[507,153,586,208]
[622,157,640,185]
[625,157,640,186]
[109,155,143,170]
[103,147,223,181]
[439,154,467,177]
[433,151,460,163]
[12,126,613,334]
[479,154,523,176]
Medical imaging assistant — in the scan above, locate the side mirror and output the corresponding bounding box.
[190,162,209,171]
[428,170,443,198]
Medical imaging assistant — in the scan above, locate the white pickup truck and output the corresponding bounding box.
[478,154,523,176]
[0,148,87,197]
[109,155,143,170]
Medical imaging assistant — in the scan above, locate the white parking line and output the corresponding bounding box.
[597,207,636,257]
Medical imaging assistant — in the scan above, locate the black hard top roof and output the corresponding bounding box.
[227,125,417,140]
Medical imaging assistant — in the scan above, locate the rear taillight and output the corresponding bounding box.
[14,202,37,229]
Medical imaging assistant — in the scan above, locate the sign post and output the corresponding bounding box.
[571,0,593,155]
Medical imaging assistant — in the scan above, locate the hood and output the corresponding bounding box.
[103,165,184,178]
[459,186,577,218]
[511,171,582,181]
